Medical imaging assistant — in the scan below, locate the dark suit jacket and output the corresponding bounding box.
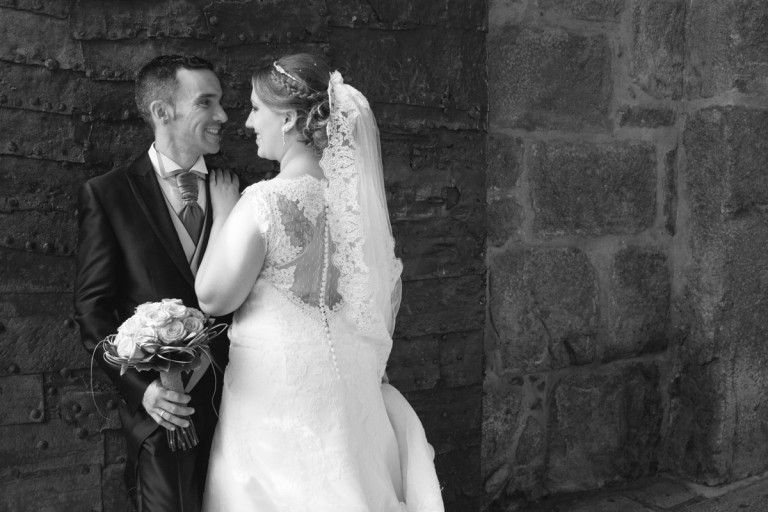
[73,152,230,461]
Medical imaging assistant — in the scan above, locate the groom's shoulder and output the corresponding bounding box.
[84,153,149,193]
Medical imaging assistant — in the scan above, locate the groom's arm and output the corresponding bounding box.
[73,180,155,413]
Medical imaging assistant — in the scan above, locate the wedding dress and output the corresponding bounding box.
[202,73,444,512]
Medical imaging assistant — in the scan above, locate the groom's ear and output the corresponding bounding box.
[149,100,173,126]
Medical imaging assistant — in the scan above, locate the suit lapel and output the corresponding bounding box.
[126,153,196,288]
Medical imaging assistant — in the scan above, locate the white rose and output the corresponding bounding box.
[161,298,183,305]
[157,320,187,344]
[117,314,143,335]
[182,316,204,335]
[186,307,205,322]
[163,302,187,319]
[143,304,172,327]
[115,332,145,359]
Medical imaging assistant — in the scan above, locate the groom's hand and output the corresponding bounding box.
[142,379,195,431]
[209,169,240,221]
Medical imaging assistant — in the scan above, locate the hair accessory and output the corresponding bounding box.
[273,61,299,82]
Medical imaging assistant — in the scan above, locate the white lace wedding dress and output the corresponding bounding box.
[202,175,444,511]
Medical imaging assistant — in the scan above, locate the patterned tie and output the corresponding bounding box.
[175,171,204,245]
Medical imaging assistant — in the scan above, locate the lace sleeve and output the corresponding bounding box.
[241,183,272,249]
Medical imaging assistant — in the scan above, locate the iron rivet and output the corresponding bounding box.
[58,102,66,111]
[209,15,218,26]
[8,197,18,207]
[25,241,36,250]
[37,440,49,449]
[8,364,19,374]
[76,427,88,439]
[31,97,40,106]
[29,408,43,421]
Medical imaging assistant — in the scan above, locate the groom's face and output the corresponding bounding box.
[167,68,227,157]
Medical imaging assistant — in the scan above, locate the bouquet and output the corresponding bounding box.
[101,299,226,451]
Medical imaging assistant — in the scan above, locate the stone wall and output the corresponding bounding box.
[483,0,768,509]
[0,1,486,511]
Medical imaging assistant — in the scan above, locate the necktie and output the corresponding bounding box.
[175,171,204,244]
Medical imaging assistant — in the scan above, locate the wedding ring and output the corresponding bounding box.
[161,410,168,421]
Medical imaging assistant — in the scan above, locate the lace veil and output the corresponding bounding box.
[319,71,403,340]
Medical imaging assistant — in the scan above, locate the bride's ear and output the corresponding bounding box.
[282,110,298,133]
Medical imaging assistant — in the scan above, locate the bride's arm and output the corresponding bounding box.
[196,172,266,316]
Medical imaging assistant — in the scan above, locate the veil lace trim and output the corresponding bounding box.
[320,72,402,348]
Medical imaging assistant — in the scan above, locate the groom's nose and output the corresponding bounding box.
[214,104,228,124]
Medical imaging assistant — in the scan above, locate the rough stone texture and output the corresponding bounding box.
[488,26,612,131]
[618,106,676,128]
[629,0,686,100]
[487,134,524,247]
[547,364,662,493]
[685,0,768,98]
[605,246,670,361]
[537,0,624,21]
[530,141,657,237]
[666,106,768,484]
[487,248,598,374]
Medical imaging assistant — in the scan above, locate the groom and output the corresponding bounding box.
[74,55,235,512]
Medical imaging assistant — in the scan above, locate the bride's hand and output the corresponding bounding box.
[210,169,240,221]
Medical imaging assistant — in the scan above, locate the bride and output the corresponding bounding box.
[195,53,444,511]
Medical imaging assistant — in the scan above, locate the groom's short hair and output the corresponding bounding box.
[135,55,215,128]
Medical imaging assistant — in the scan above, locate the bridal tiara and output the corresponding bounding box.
[273,61,299,82]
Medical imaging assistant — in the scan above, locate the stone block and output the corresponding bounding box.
[80,38,220,82]
[0,463,101,512]
[0,62,89,116]
[481,374,523,490]
[72,0,210,40]
[547,363,662,493]
[487,198,522,247]
[330,27,486,110]
[326,0,486,30]
[204,0,328,47]
[0,8,84,70]
[0,249,75,293]
[618,106,676,128]
[629,0,686,99]
[538,0,623,21]
[487,134,523,194]
[405,385,481,455]
[530,141,656,236]
[663,147,677,235]
[488,26,611,131]
[683,107,768,225]
[0,109,86,163]
[686,0,768,98]
[488,248,598,373]
[605,246,670,361]
[0,374,44,425]
[0,0,69,18]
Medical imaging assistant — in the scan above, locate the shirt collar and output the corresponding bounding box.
[148,143,209,179]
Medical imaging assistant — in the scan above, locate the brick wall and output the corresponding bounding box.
[484,0,768,509]
[0,1,486,511]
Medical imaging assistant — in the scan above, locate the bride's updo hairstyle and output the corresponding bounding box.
[252,53,332,153]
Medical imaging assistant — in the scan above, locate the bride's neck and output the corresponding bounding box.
[279,145,323,179]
